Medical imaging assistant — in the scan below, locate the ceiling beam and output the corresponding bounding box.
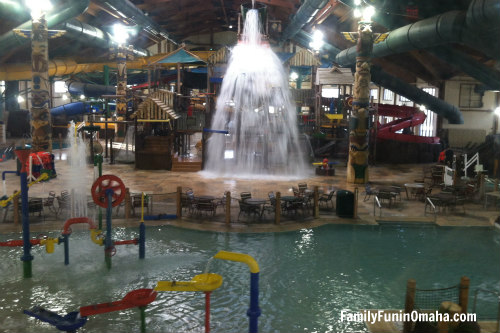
[255,0,298,10]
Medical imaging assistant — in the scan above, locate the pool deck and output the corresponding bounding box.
[1,150,499,234]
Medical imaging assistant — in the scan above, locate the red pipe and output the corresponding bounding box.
[205,291,211,333]
[62,217,97,235]
[0,239,41,247]
[114,239,138,246]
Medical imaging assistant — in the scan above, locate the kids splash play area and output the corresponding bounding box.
[1,0,500,332]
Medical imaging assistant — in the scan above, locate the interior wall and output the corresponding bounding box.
[442,76,498,147]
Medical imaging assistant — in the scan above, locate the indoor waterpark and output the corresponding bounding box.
[0,0,500,332]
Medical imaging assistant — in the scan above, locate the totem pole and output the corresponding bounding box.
[110,45,134,117]
[14,12,64,152]
[343,21,387,184]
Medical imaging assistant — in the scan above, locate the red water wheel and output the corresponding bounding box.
[91,175,126,208]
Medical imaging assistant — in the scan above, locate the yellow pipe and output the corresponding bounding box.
[0,173,49,207]
[213,251,260,273]
[136,119,170,122]
[90,229,104,246]
[39,237,59,253]
[0,50,215,81]
[155,273,223,292]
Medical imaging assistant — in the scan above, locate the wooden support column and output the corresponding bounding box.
[176,186,182,218]
[225,191,231,225]
[459,276,470,313]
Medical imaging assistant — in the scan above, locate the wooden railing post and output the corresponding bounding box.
[459,276,470,313]
[354,187,358,219]
[176,186,182,218]
[275,191,281,225]
[124,188,131,219]
[403,279,416,333]
[313,186,319,218]
[225,191,231,225]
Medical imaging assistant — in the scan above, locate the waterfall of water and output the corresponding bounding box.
[204,9,307,179]
[66,122,88,218]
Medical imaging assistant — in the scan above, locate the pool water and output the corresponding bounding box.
[0,225,499,333]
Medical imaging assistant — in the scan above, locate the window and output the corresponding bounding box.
[382,89,394,101]
[459,84,482,108]
[370,88,378,100]
[419,106,437,137]
[54,81,67,93]
[322,85,339,98]
[399,95,410,102]
[422,87,436,96]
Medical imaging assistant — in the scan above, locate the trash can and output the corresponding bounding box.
[336,190,354,218]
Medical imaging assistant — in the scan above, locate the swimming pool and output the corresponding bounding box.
[0,225,499,332]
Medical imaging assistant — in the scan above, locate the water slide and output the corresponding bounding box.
[375,104,440,144]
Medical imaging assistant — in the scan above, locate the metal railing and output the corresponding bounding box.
[373,195,382,217]
[424,197,437,222]
[472,288,500,333]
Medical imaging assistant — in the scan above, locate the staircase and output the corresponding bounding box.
[171,156,202,172]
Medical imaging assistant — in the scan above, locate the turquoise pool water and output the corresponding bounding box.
[0,225,499,333]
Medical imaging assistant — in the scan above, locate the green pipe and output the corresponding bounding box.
[140,306,146,333]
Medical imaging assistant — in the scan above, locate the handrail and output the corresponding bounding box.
[425,197,437,222]
[472,288,500,333]
[373,195,382,217]
[464,152,479,178]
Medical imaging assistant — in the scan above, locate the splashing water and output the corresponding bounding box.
[204,9,308,179]
[66,122,88,218]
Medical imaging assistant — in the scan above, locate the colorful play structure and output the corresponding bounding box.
[0,152,145,274]
[22,251,261,333]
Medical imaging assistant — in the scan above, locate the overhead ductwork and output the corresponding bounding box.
[291,33,464,124]
[95,0,177,44]
[280,0,330,43]
[371,66,463,124]
[0,0,90,59]
[335,0,500,88]
[57,19,150,57]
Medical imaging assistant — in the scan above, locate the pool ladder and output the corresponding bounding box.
[373,195,382,217]
[472,288,500,333]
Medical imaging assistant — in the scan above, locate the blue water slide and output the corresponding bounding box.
[66,81,116,98]
[50,102,91,117]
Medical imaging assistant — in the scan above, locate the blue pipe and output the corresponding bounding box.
[248,272,261,333]
[50,102,91,117]
[20,171,33,278]
[2,170,17,180]
[139,222,145,259]
[203,128,229,134]
[62,235,69,265]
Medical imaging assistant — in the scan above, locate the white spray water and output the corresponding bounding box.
[66,122,88,218]
[203,9,308,179]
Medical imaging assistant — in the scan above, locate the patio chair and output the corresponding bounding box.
[298,183,307,195]
[240,192,252,201]
[319,190,335,209]
[43,191,57,216]
[363,183,378,201]
[237,199,260,221]
[196,198,217,217]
